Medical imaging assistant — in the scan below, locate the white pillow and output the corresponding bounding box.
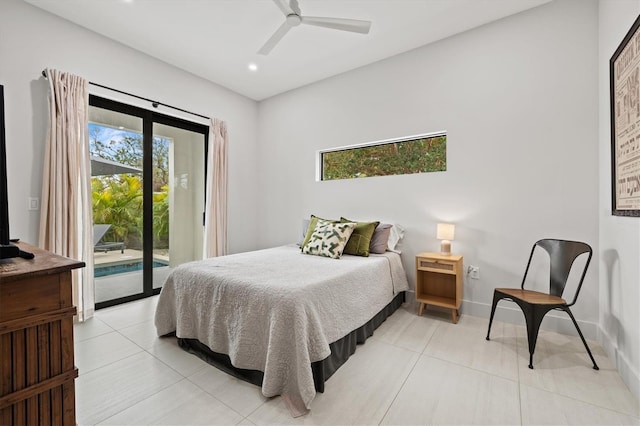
[387,224,405,253]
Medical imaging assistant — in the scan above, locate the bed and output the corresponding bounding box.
[154,244,409,416]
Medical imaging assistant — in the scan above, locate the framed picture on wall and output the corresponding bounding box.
[610,14,640,217]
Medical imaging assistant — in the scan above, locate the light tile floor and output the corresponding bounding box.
[74,297,640,425]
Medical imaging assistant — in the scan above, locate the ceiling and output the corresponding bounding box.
[24,0,551,101]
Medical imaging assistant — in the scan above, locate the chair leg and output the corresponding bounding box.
[563,307,599,370]
[486,291,502,341]
[521,303,549,369]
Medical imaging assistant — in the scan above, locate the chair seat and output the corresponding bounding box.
[495,288,566,305]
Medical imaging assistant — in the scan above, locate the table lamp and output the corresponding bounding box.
[437,223,455,256]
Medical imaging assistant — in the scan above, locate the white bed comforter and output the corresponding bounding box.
[154,245,409,416]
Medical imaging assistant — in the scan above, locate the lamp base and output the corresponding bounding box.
[440,240,451,256]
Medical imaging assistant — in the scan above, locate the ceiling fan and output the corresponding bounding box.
[258,0,372,55]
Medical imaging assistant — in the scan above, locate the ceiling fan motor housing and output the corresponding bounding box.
[286,14,302,26]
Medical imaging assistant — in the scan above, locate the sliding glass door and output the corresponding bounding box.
[152,122,206,290]
[89,96,207,308]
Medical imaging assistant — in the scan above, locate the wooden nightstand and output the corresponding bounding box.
[415,252,463,323]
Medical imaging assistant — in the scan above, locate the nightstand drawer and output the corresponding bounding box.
[417,258,457,274]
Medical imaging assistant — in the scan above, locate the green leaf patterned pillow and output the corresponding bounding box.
[302,220,356,259]
[300,215,339,249]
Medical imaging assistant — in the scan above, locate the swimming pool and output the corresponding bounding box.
[94,260,167,277]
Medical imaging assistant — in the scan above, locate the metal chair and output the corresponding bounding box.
[486,239,599,370]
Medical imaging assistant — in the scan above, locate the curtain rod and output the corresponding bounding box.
[41,70,210,121]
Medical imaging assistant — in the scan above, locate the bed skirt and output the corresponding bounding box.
[178,291,406,393]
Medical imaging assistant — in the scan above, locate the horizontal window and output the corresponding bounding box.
[318,132,446,181]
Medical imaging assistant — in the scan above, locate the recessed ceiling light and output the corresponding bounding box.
[248,63,258,72]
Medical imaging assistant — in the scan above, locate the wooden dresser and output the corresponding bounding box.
[0,243,84,425]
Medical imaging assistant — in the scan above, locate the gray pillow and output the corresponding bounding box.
[297,219,310,246]
[370,223,392,254]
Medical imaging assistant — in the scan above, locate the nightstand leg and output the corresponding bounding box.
[452,309,459,324]
[418,302,425,316]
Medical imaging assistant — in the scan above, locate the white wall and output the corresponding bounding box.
[258,0,600,336]
[598,0,640,400]
[0,0,259,254]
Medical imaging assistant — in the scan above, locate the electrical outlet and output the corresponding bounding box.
[28,197,39,211]
[468,265,480,280]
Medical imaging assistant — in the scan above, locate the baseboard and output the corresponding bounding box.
[460,299,599,341]
[598,327,640,401]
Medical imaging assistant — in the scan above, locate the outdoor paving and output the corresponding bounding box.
[94,249,169,265]
[93,249,171,303]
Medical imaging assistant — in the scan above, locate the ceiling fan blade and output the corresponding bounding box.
[301,16,371,34]
[272,0,294,16]
[289,0,301,16]
[258,21,292,55]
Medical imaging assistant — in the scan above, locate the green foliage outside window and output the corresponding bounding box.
[321,135,446,181]
[90,124,170,250]
[92,175,143,248]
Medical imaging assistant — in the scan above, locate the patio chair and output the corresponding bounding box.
[94,224,125,254]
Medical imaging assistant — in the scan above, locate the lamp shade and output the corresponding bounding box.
[436,223,455,241]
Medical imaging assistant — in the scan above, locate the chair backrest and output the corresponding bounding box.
[93,224,111,245]
[521,239,592,306]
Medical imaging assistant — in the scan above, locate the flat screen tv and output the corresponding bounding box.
[1,84,21,259]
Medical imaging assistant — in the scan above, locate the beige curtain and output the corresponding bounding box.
[39,68,94,321]
[203,118,228,258]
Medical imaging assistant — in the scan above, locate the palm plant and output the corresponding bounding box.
[92,175,143,249]
[153,186,170,248]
